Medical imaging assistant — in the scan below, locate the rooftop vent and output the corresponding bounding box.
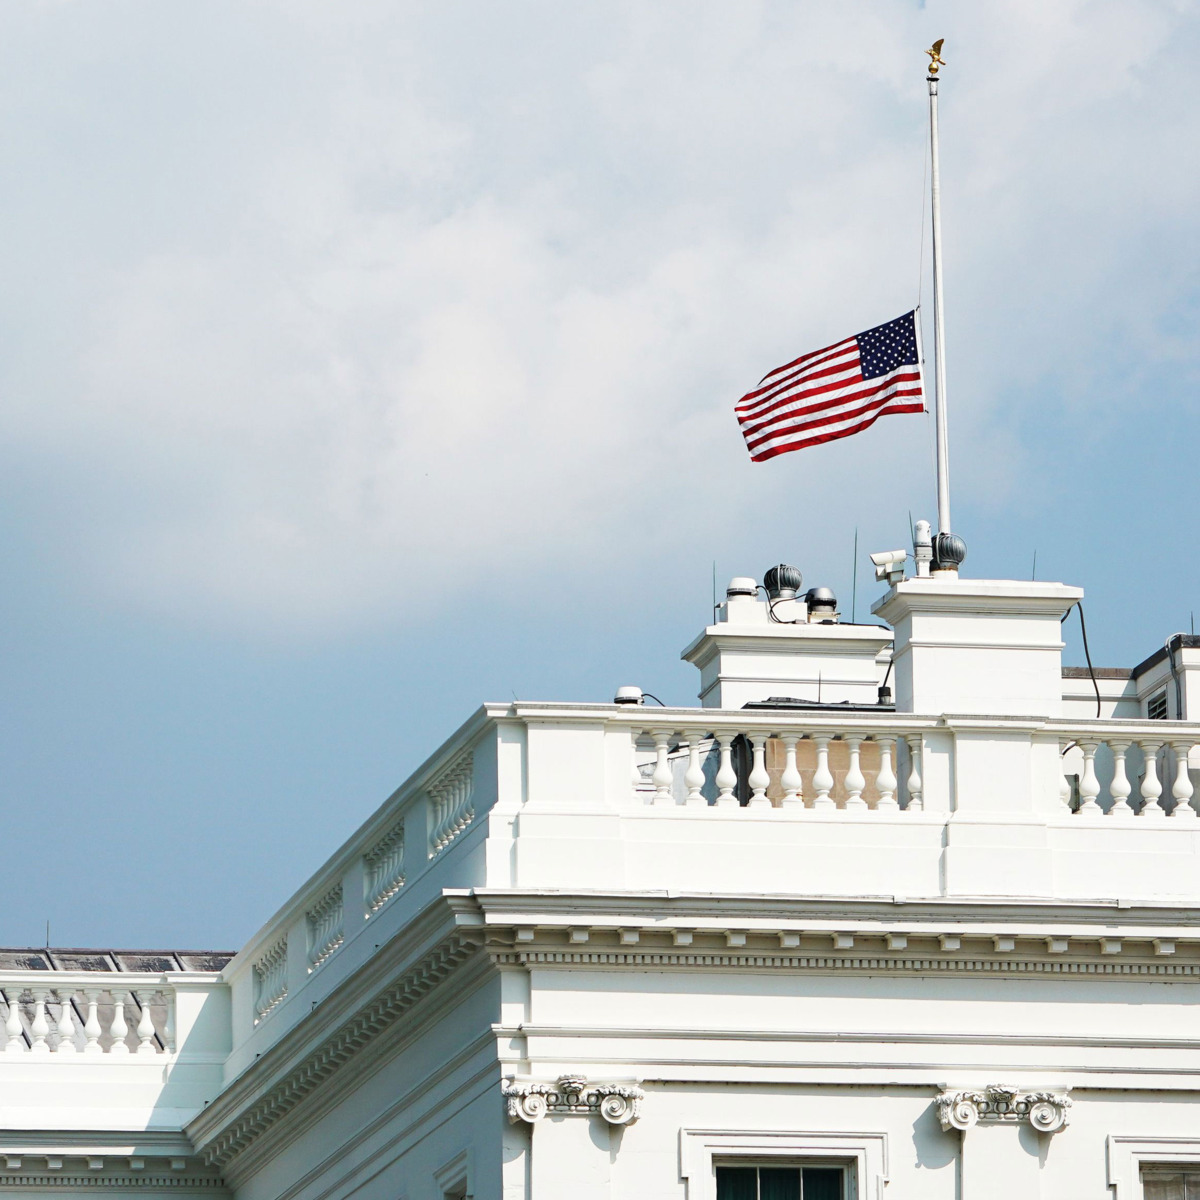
[805,586,838,623]
[764,564,803,601]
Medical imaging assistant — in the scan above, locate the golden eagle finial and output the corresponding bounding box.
[926,38,946,75]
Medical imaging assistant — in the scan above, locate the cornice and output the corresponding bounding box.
[187,897,486,1171]
[0,1173,225,1190]
[491,945,1200,977]
[479,908,1200,977]
[469,888,1200,933]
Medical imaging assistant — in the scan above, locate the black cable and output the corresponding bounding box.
[1166,636,1183,720]
[1060,603,1101,718]
[640,692,667,706]
[1078,603,1101,719]
[768,594,804,624]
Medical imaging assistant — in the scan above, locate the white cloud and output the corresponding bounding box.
[0,0,1197,630]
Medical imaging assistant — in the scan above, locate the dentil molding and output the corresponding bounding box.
[936,1084,1071,1134]
[503,1075,643,1126]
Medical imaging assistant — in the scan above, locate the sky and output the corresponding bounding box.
[1,0,1199,949]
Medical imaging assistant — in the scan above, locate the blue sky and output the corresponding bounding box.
[1,1,1198,948]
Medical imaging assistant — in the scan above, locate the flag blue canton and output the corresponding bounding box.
[856,312,919,380]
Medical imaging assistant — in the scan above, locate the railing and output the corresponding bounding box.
[630,716,932,812]
[1054,728,1200,818]
[224,704,1200,1065]
[0,975,175,1055]
[227,712,495,1058]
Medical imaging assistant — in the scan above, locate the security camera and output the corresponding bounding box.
[870,548,908,585]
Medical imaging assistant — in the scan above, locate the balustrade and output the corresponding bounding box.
[629,723,925,813]
[1058,735,1200,818]
[427,749,476,856]
[306,884,345,971]
[0,984,173,1055]
[253,938,288,1020]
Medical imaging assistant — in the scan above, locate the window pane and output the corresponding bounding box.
[716,1167,758,1200]
[759,1167,801,1200]
[1144,1174,1184,1200]
[801,1167,844,1200]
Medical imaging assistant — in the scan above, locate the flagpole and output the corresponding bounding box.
[925,40,966,572]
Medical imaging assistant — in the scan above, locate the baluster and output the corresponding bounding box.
[652,731,675,807]
[844,737,866,811]
[1109,741,1133,815]
[906,736,923,811]
[4,991,24,1051]
[1171,742,1196,818]
[54,991,77,1054]
[29,989,49,1054]
[164,990,176,1053]
[812,737,834,809]
[683,735,707,808]
[875,737,899,811]
[1140,742,1165,817]
[1059,740,1073,810]
[1077,742,1102,816]
[109,991,130,1055]
[83,990,102,1055]
[630,731,643,800]
[747,736,771,808]
[715,735,739,808]
[135,992,157,1054]
[780,735,803,808]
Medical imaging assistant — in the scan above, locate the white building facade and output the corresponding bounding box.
[5,562,1200,1200]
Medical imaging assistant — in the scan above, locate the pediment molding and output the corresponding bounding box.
[188,927,483,1170]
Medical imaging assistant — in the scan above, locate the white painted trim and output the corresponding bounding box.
[1107,1134,1200,1199]
[679,1127,887,1200]
[433,1147,473,1199]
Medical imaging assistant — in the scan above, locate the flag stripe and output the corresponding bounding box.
[746,382,923,453]
[737,350,863,419]
[747,391,924,453]
[741,367,922,442]
[748,402,924,462]
[743,340,859,404]
[735,311,924,462]
[751,335,857,390]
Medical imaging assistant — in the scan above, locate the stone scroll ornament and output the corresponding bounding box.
[936,1085,1071,1134]
[503,1075,643,1126]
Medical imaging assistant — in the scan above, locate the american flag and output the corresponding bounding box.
[735,311,925,462]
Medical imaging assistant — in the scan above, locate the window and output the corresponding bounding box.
[717,1164,848,1200]
[682,1129,882,1200]
[1149,691,1169,720]
[1143,1169,1200,1200]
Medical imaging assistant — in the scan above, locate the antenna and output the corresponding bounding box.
[1032,550,1037,581]
[852,528,859,623]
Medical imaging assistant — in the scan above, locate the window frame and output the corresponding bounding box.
[715,1158,853,1199]
[681,1129,888,1200]
[1107,1135,1200,1199]
[432,1148,473,1200]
